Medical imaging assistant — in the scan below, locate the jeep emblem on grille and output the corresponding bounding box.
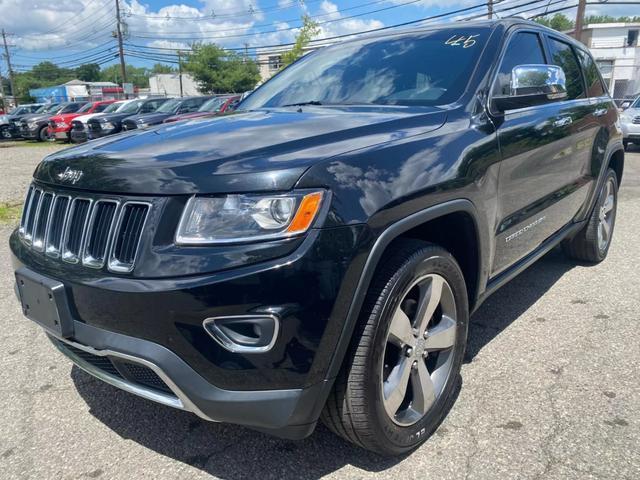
[56,167,83,184]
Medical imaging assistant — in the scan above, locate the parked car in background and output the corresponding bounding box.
[0,104,44,139]
[19,102,87,141]
[620,96,639,150]
[48,100,116,142]
[87,98,167,139]
[122,96,213,130]
[163,95,241,124]
[70,100,130,144]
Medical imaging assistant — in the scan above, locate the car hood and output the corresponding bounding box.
[164,112,213,123]
[50,113,80,123]
[33,106,447,195]
[73,112,105,124]
[89,112,135,124]
[623,107,639,118]
[19,113,53,123]
[125,112,172,125]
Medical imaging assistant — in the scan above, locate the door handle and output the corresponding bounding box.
[553,116,573,127]
[593,108,608,117]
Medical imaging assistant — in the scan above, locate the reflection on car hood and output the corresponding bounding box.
[124,112,173,125]
[33,106,447,195]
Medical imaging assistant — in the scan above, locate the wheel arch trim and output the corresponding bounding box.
[325,199,486,383]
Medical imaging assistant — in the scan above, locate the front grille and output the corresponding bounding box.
[61,342,123,378]
[87,121,102,132]
[633,116,640,125]
[54,339,175,397]
[48,120,55,129]
[19,184,150,272]
[122,120,137,131]
[71,120,84,131]
[114,361,174,395]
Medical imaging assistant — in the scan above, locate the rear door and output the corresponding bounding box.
[492,29,593,274]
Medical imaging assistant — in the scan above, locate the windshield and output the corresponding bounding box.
[36,104,60,113]
[632,97,640,109]
[199,97,227,112]
[104,102,123,113]
[118,101,142,114]
[9,106,28,115]
[77,103,94,113]
[242,28,487,109]
[156,98,181,113]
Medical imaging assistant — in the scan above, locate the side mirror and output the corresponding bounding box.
[493,64,567,112]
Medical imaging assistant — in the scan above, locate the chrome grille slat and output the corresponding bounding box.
[20,183,149,273]
[45,196,70,257]
[32,192,54,251]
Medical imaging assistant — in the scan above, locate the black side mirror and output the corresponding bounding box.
[493,64,568,112]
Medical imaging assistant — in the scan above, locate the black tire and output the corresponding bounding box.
[37,125,49,142]
[321,239,468,456]
[623,140,629,151]
[0,125,12,140]
[562,168,618,263]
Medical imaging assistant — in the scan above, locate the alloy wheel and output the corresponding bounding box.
[381,273,457,426]
[597,178,615,252]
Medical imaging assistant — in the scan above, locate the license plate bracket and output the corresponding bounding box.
[15,267,74,338]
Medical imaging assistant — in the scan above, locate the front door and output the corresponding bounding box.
[491,30,594,275]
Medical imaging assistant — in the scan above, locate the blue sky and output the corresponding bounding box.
[0,0,638,73]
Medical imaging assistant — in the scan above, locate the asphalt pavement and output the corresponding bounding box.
[0,142,638,479]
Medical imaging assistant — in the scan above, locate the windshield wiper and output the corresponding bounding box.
[281,101,323,107]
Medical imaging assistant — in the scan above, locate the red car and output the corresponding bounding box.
[163,95,240,124]
[48,100,117,141]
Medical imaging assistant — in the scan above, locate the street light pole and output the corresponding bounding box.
[114,0,128,98]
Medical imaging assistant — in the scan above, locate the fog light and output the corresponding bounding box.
[203,314,280,353]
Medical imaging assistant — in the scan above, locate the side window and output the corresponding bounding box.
[93,104,109,113]
[576,50,605,97]
[493,32,546,96]
[180,98,201,113]
[141,102,156,113]
[546,38,585,100]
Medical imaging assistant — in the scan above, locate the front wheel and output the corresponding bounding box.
[37,126,49,142]
[321,240,468,456]
[0,126,12,140]
[562,168,618,263]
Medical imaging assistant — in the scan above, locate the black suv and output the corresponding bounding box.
[86,98,167,139]
[10,20,623,456]
[121,96,213,130]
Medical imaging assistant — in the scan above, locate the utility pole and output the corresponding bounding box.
[574,0,587,44]
[1,29,17,107]
[488,0,493,20]
[114,0,128,97]
[177,50,183,97]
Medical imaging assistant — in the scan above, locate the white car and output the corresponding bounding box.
[620,96,640,150]
[69,100,136,143]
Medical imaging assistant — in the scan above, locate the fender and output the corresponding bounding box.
[326,198,486,382]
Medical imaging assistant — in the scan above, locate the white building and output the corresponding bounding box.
[256,45,324,83]
[581,23,640,101]
[149,73,200,96]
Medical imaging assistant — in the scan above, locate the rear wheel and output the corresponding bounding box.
[562,168,618,263]
[321,240,468,456]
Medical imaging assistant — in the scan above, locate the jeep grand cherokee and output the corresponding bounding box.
[10,19,623,456]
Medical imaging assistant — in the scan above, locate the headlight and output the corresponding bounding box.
[56,122,68,128]
[176,190,325,244]
[27,122,38,129]
[101,121,115,129]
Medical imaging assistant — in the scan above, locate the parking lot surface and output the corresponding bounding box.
[0,142,638,479]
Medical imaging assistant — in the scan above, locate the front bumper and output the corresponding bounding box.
[70,129,88,143]
[621,120,640,140]
[87,127,115,139]
[53,130,70,141]
[10,222,370,436]
[46,318,322,438]
[20,125,41,139]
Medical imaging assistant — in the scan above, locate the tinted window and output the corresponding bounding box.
[60,103,84,113]
[142,99,166,113]
[547,38,585,100]
[493,32,546,96]
[576,49,605,97]
[93,103,111,113]
[242,28,488,108]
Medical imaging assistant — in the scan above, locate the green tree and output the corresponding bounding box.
[534,13,575,32]
[281,15,320,67]
[182,43,260,93]
[100,64,149,88]
[75,63,101,82]
[149,63,175,74]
